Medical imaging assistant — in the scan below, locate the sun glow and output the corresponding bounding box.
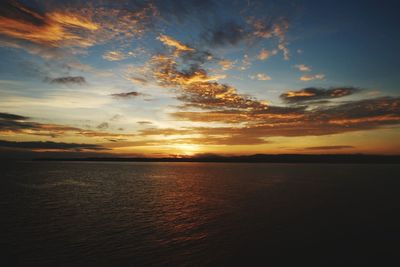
[171,143,201,156]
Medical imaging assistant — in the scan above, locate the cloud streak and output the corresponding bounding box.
[0,139,106,151]
[304,145,354,150]
[294,64,311,72]
[280,87,360,103]
[45,76,86,85]
[110,91,142,98]
[300,74,325,81]
[0,112,132,139]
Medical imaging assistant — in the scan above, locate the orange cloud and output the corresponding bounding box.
[281,87,359,103]
[145,55,267,110]
[219,59,235,70]
[257,48,276,60]
[0,8,98,47]
[0,1,157,52]
[157,34,194,53]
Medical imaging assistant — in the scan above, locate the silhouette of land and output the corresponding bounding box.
[35,154,400,164]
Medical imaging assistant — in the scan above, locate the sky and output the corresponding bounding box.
[0,0,399,158]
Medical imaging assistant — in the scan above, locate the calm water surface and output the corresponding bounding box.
[1,162,400,266]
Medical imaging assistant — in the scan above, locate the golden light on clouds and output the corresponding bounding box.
[0,0,399,157]
[158,34,194,52]
[0,11,98,47]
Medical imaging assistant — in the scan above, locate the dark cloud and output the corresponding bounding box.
[0,1,45,27]
[203,21,247,47]
[180,50,213,66]
[137,121,152,125]
[311,97,400,120]
[0,112,132,138]
[0,112,29,121]
[0,112,39,133]
[305,145,355,150]
[96,122,109,130]
[0,140,107,151]
[280,87,360,103]
[45,76,86,85]
[154,0,216,23]
[110,91,142,98]
[157,96,400,145]
[110,114,123,122]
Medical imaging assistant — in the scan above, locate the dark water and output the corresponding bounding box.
[1,162,400,266]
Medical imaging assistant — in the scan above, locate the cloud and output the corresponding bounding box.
[250,18,289,39]
[153,0,216,23]
[203,21,247,47]
[158,34,194,53]
[280,87,360,103]
[102,51,126,61]
[249,18,290,60]
[294,64,311,72]
[172,106,305,123]
[0,112,28,121]
[0,140,107,151]
[257,49,276,60]
[148,54,267,110]
[45,76,86,85]
[110,91,142,98]
[163,96,400,145]
[219,59,235,70]
[300,74,325,81]
[110,114,123,122]
[239,54,251,70]
[304,145,354,150]
[137,121,152,125]
[0,112,131,138]
[0,1,158,55]
[0,2,99,48]
[96,122,109,130]
[126,76,148,85]
[250,73,272,81]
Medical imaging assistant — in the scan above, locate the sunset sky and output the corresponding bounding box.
[0,0,399,157]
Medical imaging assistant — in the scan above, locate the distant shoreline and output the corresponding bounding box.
[34,154,400,164]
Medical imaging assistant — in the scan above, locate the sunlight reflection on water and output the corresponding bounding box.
[1,161,400,266]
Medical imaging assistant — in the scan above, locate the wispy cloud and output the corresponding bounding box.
[45,76,86,85]
[0,2,99,48]
[219,59,235,70]
[158,34,194,53]
[280,87,360,103]
[203,21,246,47]
[0,112,131,138]
[102,51,127,61]
[163,96,400,145]
[0,139,107,151]
[110,91,142,98]
[0,1,157,56]
[294,64,311,72]
[250,73,272,81]
[257,49,277,60]
[250,18,290,60]
[300,74,325,81]
[304,145,354,150]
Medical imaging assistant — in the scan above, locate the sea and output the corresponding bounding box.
[1,161,399,266]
